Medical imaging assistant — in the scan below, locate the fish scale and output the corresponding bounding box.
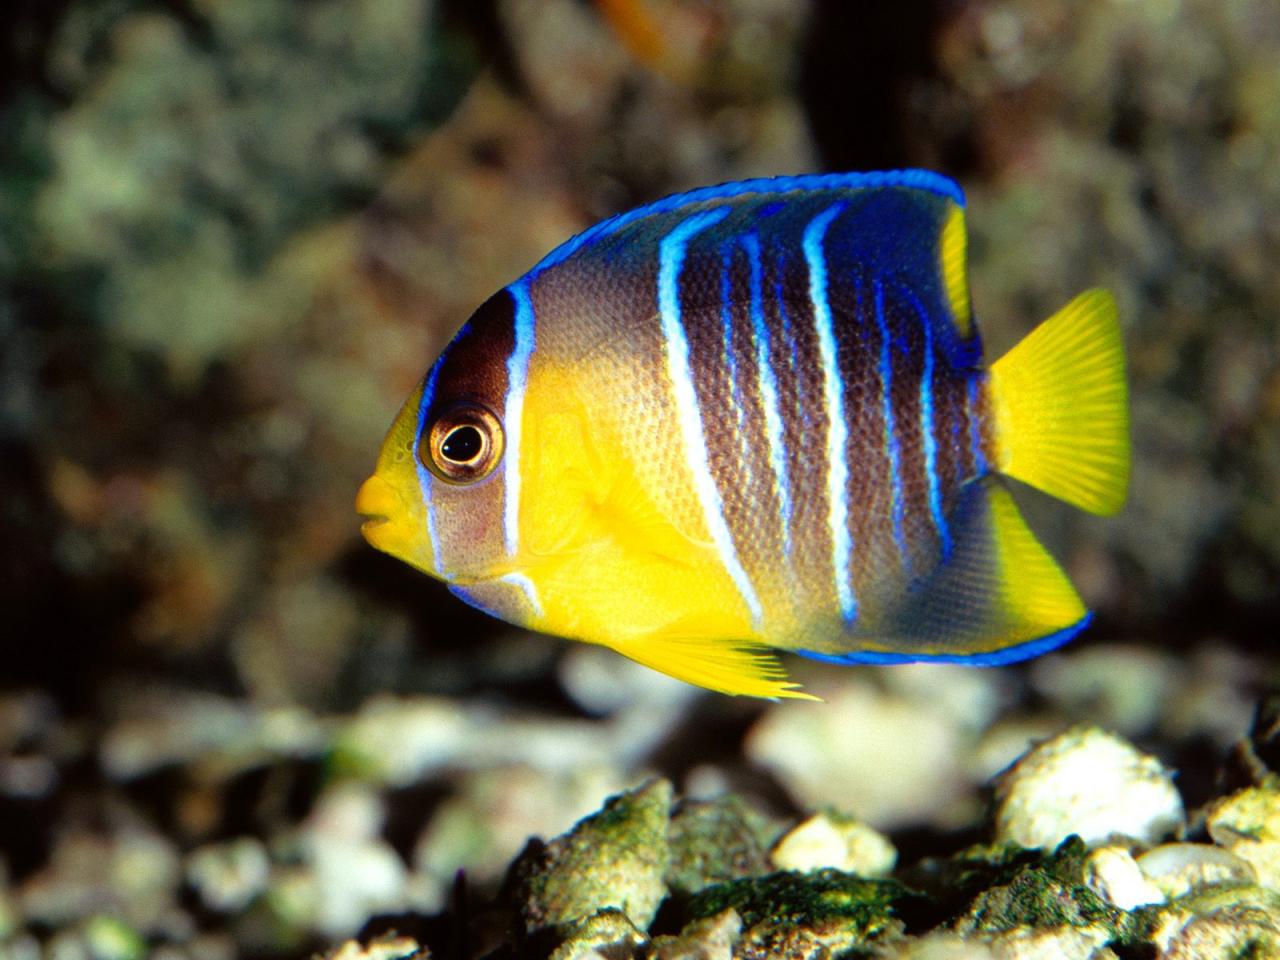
[356,170,1131,697]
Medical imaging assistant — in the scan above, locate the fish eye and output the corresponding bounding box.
[421,403,504,484]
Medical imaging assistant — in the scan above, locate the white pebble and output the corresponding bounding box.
[1083,846,1164,910]
[993,727,1183,849]
[1137,842,1255,899]
[771,812,896,876]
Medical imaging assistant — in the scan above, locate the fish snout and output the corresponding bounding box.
[355,473,399,540]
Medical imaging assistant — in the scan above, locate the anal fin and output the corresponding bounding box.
[800,479,1089,666]
[606,618,816,700]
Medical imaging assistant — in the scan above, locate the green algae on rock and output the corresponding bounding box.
[510,778,673,936]
[952,837,1128,939]
[686,868,917,955]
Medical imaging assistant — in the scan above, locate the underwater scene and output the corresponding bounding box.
[1,0,1279,957]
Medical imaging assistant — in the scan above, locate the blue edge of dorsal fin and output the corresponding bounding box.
[795,611,1093,667]
[531,169,966,276]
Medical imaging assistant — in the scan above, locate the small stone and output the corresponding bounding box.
[1205,784,1280,889]
[513,779,672,936]
[548,909,647,960]
[648,909,741,960]
[986,926,1117,960]
[883,927,1120,960]
[297,784,409,937]
[1136,842,1255,899]
[413,765,625,912]
[746,677,973,830]
[872,931,999,959]
[18,823,182,933]
[318,933,429,960]
[330,696,470,786]
[1142,884,1280,957]
[771,812,897,877]
[186,837,270,913]
[1030,646,1173,737]
[993,727,1183,849]
[971,718,1065,785]
[1083,846,1164,910]
[665,795,778,897]
[1157,911,1280,959]
[83,915,146,960]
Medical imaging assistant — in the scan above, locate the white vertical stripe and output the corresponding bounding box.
[504,280,537,558]
[415,363,448,575]
[803,202,858,624]
[742,233,794,559]
[917,297,952,558]
[496,571,544,619]
[658,207,763,628]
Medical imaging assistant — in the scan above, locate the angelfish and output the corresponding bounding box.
[356,171,1130,698]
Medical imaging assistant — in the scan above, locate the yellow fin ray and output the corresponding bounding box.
[940,205,972,337]
[987,481,1088,632]
[989,288,1130,516]
[606,621,816,700]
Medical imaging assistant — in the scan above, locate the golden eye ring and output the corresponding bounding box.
[420,402,505,484]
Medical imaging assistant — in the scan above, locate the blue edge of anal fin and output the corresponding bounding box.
[795,611,1094,667]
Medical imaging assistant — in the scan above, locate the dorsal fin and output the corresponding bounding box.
[531,171,980,369]
[529,169,966,274]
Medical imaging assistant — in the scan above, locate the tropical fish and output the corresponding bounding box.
[356,170,1130,698]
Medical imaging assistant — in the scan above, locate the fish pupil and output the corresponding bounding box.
[441,425,484,463]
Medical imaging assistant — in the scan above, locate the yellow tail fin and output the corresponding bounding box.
[989,289,1130,516]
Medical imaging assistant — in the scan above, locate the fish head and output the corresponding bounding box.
[355,288,596,629]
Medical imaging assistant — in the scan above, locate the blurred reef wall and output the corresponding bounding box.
[1,0,1278,711]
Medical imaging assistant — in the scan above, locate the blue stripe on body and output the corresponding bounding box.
[415,355,447,575]
[531,170,965,273]
[794,611,1093,666]
[873,278,910,571]
[908,289,953,560]
[742,233,794,559]
[447,584,503,621]
[803,202,858,625]
[658,207,764,627]
[504,280,537,558]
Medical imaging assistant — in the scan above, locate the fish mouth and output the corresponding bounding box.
[356,475,396,518]
[360,514,390,535]
[355,474,403,545]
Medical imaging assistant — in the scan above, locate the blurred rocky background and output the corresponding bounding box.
[0,0,1277,957]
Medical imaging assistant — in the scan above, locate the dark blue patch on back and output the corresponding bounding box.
[528,169,966,275]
